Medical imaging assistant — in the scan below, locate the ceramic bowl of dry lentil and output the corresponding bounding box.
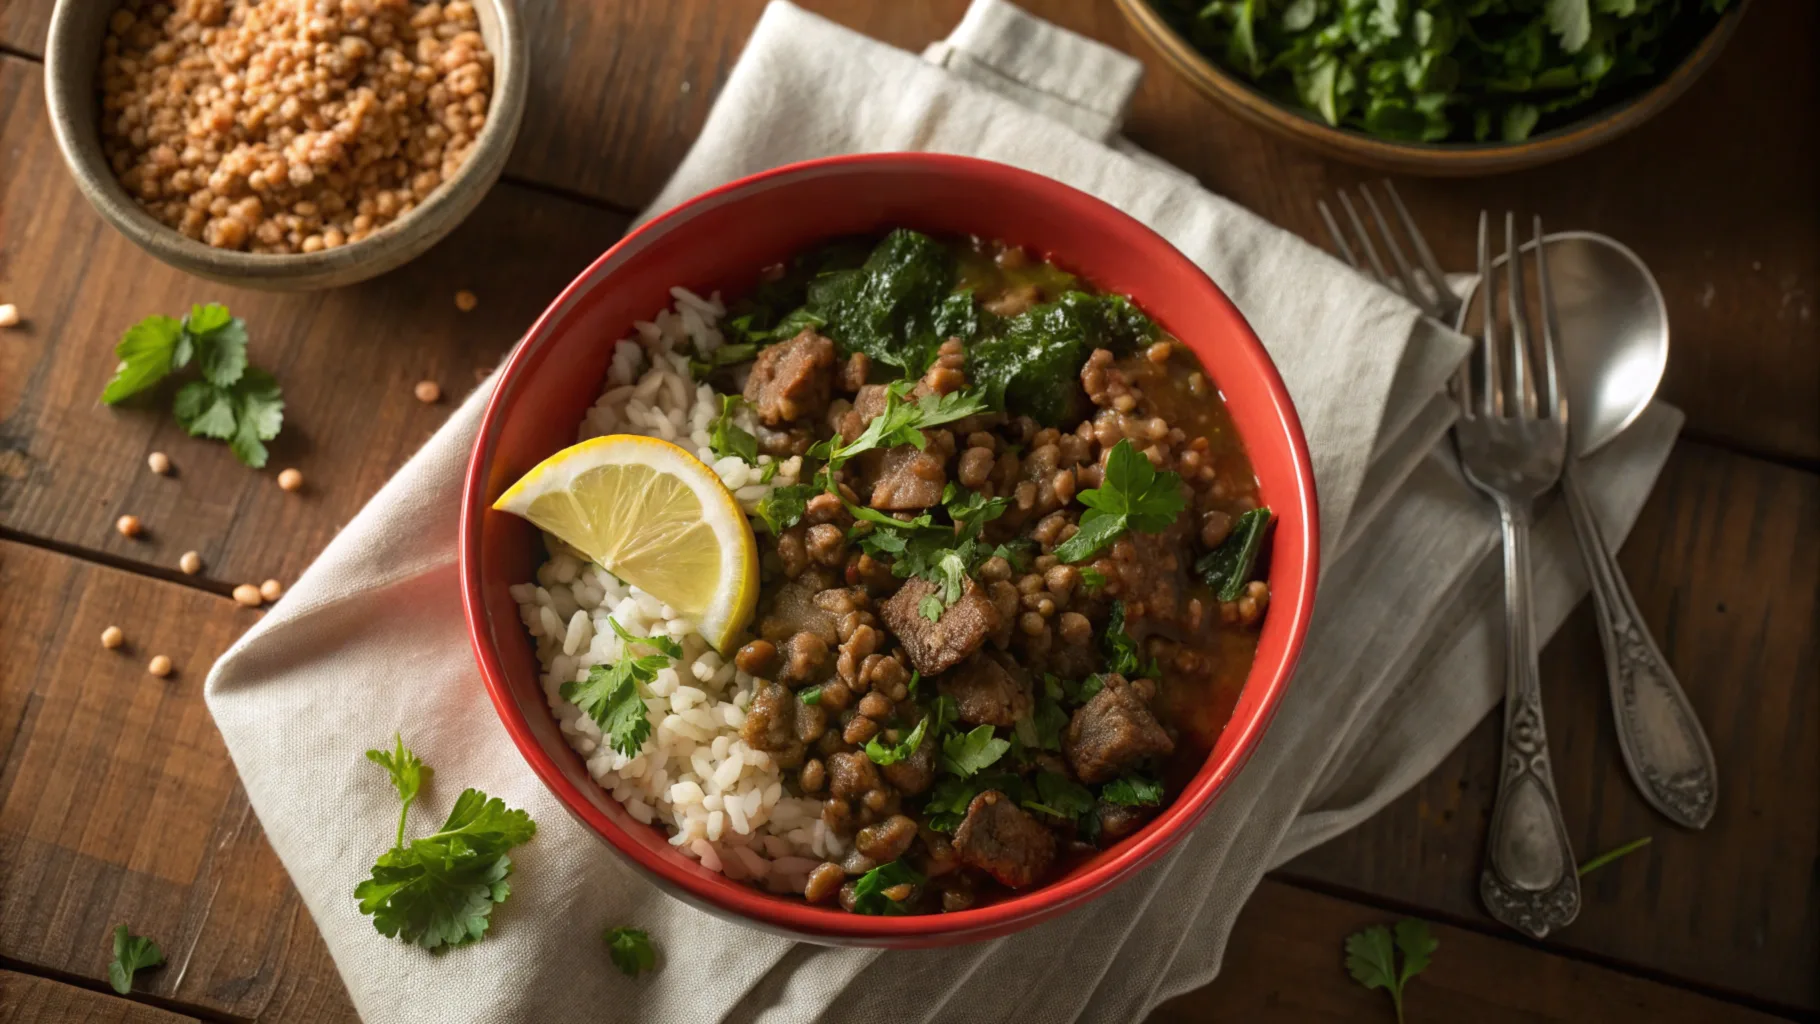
[44,0,526,291]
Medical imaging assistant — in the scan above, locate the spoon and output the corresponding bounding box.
[1480,232,1718,829]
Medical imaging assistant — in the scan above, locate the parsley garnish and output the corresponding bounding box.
[1344,919,1436,1024]
[604,926,657,977]
[354,738,536,953]
[100,304,285,468]
[1052,439,1186,563]
[854,483,1009,622]
[940,724,1011,777]
[865,715,930,766]
[688,342,757,379]
[107,925,164,995]
[561,619,682,757]
[1100,774,1164,806]
[808,381,988,492]
[756,483,816,534]
[707,394,758,464]
[1078,566,1107,591]
[798,685,823,706]
[1103,602,1161,679]
[1577,836,1652,878]
[1025,771,1095,824]
[849,860,924,915]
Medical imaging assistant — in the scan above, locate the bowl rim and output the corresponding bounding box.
[42,0,528,280]
[460,152,1320,941]
[1114,0,1750,171]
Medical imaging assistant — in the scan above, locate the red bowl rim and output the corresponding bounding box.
[460,152,1320,942]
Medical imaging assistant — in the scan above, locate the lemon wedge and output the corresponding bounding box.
[493,435,758,652]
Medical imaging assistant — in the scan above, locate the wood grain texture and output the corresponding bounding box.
[1146,881,1789,1023]
[0,54,629,592]
[0,540,357,1023]
[1281,440,1820,1012]
[0,972,197,1024]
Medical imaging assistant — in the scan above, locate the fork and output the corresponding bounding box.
[1322,185,1581,939]
[1451,211,1580,938]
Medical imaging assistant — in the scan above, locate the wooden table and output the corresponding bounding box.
[1,1,1814,1021]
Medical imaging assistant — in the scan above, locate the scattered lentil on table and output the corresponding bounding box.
[147,451,171,474]
[277,467,303,491]
[260,578,284,601]
[414,379,442,403]
[148,655,173,677]
[0,303,19,327]
[233,583,263,607]
[179,550,202,574]
[454,288,478,311]
[116,514,142,538]
[97,0,495,253]
[102,626,125,649]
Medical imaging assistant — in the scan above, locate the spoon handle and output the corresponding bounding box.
[1563,462,1718,829]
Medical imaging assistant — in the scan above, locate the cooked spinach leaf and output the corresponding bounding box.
[778,229,971,375]
[1195,507,1273,602]
[968,291,1158,425]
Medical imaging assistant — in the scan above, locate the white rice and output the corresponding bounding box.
[513,287,839,894]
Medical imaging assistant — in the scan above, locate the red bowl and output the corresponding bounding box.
[461,153,1319,946]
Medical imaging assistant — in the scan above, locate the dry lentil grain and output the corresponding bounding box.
[260,579,284,601]
[455,288,479,311]
[147,451,171,474]
[414,379,442,403]
[0,303,18,327]
[102,626,125,649]
[148,655,173,677]
[233,583,263,607]
[179,550,202,574]
[116,514,142,538]
[277,467,303,491]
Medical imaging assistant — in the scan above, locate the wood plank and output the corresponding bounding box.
[1146,880,1788,1023]
[0,972,198,1024]
[0,540,357,1023]
[1281,440,1820,1012]
[0,54,629,590]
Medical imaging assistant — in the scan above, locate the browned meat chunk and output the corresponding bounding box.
[743,329,836,425]
[880,737,936,796]
[1063,675,1175,784]
[938,653,1032,728]
[880,578,1001,676]
[866,445,947,510]
[827,751,880,799]
[953,790,1055,888]
[1096,802,1154,842]
[741,682,797,752]
[758,581,840,644]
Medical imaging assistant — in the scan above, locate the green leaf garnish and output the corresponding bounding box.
[560,618,681,758]
[940,724,1011,777]
[107,925,164,995]
[1344,919,1437,1024]
[708,394,759,465]
[604,926,657,977]
[1053,440,1187,564]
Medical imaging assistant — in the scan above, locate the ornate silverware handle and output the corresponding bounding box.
[1563,464,1718,829]
[1481,501,1581,939]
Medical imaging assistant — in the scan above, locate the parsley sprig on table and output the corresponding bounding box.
[107,925,164,995]
[354,735,537,953]
[1052,439,1187,564]
[562,618,683,758]
[1345,919,1437,1024]
[100,303,285,468]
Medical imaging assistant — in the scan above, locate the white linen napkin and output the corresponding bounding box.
[204,4,1683,1022]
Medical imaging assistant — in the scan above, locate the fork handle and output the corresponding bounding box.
[1563,464,1718,829]
[1480,501,1581,939]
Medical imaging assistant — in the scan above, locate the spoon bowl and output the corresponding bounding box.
[1476,232,1668,457]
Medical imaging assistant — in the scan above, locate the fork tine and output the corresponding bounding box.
[1532,215,1564,421]
[1505,211,1538,420]
[1338,192,1394,287]
[1317,200,1360,270]
[1360,184,1438,315]
[1381,181,1452,307]
[1477,211,1502,418]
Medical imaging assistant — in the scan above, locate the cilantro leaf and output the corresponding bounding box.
[1344,919,1437,1024]
[940,724,1011,777]
[1053,440,1186,563]
[865,714,929,767]
[604,926,657,977]
[1027,771,1095,823]
[849,859,924,915]
[918,594,946,623]
[227,368,285,469]
[107,925,164,995]
[708,395,759,465]
[1078,566,1106,591]
[810,381,988,489]
[1013,694,1069,753]
[561,618,680,757]
[174,380,237,440]
[101,315,185,404]
[1100,775,1164,807]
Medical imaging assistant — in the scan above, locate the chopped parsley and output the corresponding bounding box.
[560,618,683,758]
[940,724,1011,777]
[101,303,285,467]
[688,342,757,379]
[1345,919,1437,1024]
[1103,602,1161,680]
[798,685,823,706]
[107,925,164,995]
[756,484,817,534]
[604,926,657,977]
[355,738,537,953]
[849,860,924,915]
[854,482,1009,623]
[1078,566,1107,591]
[1100,774,1165,807]
[809,380,989,491]
[865,715,930,767]
[707,394,758,464]
[1053,439,1187,564]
